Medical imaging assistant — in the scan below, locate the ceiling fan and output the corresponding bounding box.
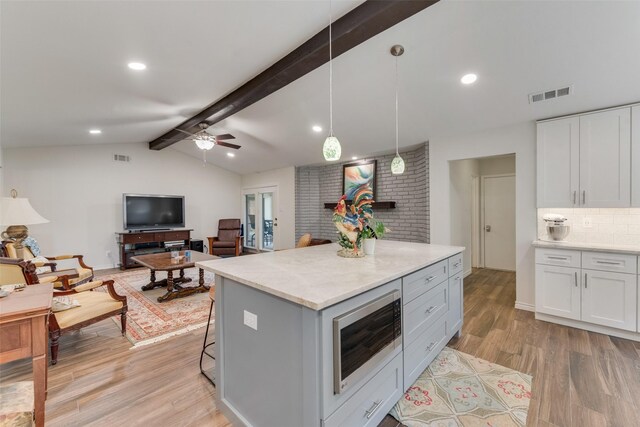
[173,123,241,151]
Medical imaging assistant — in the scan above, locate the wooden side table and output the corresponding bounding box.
[0,284,53,427]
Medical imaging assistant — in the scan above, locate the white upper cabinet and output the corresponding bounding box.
[633,106,640,207]
[537,106,632,208]
[579,107,631,207]
[537,117,580,207]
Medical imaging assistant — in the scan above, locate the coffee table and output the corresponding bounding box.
[131,251,219,303]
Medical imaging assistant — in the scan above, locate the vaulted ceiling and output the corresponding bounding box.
[3,1,640,174]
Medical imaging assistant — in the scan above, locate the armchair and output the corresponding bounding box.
[208,219,242,257]
[0,257,127,365]
[1,240,94,288]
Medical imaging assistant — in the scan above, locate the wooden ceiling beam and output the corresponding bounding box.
[149,0,439,150]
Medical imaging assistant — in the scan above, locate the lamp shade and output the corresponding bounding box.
[1,197,49,226]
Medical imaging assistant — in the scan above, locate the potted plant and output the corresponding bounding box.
[362,218,388,255]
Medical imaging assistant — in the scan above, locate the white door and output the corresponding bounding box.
[579,107,631,207]
[536,117,580,207]
[632,106,640,207]
[535,265,581,320]
[482,175,516,271]
[582,270,637,331]
[242,187,278,252]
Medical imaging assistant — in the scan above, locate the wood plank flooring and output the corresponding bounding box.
[2,268,640,426]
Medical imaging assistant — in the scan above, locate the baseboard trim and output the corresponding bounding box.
[514,301,535,312]
[535,312,640,342]
[463,269,473,278]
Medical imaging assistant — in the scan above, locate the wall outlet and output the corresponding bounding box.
[243,310,258,331]
[583,217,593,228]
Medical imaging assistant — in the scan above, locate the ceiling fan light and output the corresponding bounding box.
[323,136,341,161]
[194,138,214,150]
[391,154,405,175]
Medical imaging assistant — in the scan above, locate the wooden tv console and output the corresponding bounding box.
[115,229,192,270]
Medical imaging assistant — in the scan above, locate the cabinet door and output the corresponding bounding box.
[579,107,631,207]
[582,270,637,331]
[447,272,463,336]
[535,264,581,320]
[537,117,580,207]
[632,106,640,207]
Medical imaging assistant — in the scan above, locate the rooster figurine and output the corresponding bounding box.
[333,185,374,257]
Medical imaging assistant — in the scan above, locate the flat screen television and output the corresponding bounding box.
[123,194,185,231]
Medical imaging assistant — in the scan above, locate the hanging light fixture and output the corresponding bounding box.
[322,0,341,161]
[390,44,405,175]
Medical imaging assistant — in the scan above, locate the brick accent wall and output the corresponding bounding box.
[295,143,429,244]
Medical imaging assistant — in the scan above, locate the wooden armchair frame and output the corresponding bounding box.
[48,280,127,365]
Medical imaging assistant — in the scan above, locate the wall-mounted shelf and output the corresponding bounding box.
[323,201,396,209]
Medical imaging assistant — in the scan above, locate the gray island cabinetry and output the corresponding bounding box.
[197,240,464,427]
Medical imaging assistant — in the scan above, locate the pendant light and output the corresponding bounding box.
[322,0,341,161]
[390,44,405,175]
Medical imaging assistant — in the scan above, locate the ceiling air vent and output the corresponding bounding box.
[529,85,573,104]
[113,154,131,162]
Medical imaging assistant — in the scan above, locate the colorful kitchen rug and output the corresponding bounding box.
[97,268,215,347]
[390,347,532,426]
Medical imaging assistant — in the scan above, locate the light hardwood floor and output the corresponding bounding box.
[3,268,640,426]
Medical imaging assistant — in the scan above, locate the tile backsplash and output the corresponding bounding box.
[537,208,640,246]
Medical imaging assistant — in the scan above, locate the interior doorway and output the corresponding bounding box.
[449,154,516,275]
[242,186,278,252]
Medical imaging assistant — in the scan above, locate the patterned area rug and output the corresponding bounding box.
[390,347,532,426]
[98,268,215,347]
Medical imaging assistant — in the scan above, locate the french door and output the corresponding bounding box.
[243,186,278,252]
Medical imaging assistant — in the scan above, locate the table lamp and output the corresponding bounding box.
[1,189,49,259]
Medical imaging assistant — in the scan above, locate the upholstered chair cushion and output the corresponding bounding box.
[0,264,28,286]
[218,219,241,230]
[211,240,235,248]
[0,381,34,427]
[4,243,36,261]
[296,233,312,248]
[217,229,239,242]
[54,291,124,330]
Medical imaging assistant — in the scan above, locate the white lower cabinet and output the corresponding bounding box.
[535,264,581,320]
[582,270,637,331]
[535,247,639,337]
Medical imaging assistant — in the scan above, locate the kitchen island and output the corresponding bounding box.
[197,240,464,427]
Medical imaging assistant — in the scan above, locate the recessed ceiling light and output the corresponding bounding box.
[352,156,358,160]
[227,152,235,158]
[312,125,323,133]
[127,62,146,71]
[460,73,477,85]
[89,129,102,134]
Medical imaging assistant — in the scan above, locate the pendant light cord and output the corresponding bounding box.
[329,0,333,137]
[395,55,399,156]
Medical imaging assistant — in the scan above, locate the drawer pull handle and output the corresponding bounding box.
[585,273,588,289]
[364,400,383,419]
[425,276,436,283]
[574,272,578,287]
[547,256,568,260]
[453,262,461,267]
[595,260,622,265]
[426,342,435,352]
[425,306,437,314]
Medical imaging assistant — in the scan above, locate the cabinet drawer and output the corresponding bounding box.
[403,280,448,347]
[403,260,448,304]
[535,248,581,268]
[157,231,189,242]
[448,253,463,276]
[121,233,156,244]
[323,353,403,427]
[403,315,447,388]
[582,252,637,275]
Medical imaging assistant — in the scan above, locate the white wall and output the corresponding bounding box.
[449,159,480,276]
[479,155,516,176]
[430,122,537,310]
[3,142,242,269]
[241,166,296,249]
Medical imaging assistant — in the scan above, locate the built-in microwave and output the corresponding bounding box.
[333,290,402,394]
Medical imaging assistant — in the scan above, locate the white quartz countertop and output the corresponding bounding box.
[532,239,640,255]
[197,240,464,310]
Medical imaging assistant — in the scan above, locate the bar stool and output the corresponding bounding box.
[200,286,215,386]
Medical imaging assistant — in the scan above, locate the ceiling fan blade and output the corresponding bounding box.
[174,128,198,137]
[214,133,235,141]
[216,141,241,149]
